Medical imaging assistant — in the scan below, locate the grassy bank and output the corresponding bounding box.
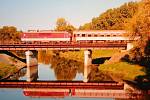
[99,62,145,81]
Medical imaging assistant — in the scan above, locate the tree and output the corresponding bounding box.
[55,18,67,31]
[55,17,76,33]
[66,24,76,34]
[0,26,21,43]
[126,0,150,64]
[79,23,92,30]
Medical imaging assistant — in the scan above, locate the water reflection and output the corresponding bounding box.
[38,50,84,81]
[37,64,55,80]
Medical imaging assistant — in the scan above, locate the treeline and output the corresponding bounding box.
[79,2,138,30]
[124,0,150,66]
[0,26,21,43]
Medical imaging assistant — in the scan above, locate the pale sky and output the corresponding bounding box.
[0,0,138,31]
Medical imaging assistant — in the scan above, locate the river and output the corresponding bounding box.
[19,63,84,81]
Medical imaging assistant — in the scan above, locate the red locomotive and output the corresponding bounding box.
[21,30,71,43]
[21,30,129,43]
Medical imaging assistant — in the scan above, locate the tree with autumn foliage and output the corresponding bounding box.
[126,0,150,66]
[55,18,76,33]
[79,2,138,30]
[0,26,21,43]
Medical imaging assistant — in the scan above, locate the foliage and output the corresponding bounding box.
[79,2,138,30]
[79,23,92,30]
[55,17,76,34]
[125,0,150,65]
[0,26,21,43]
[55,18,67,31]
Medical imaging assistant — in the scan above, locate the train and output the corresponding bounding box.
[21,30,130,43]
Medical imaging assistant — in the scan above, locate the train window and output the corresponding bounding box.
[106,35,110,37]
[82,34,85,37]
[113,35,117,37]
[100,35,104,37]
[94,34,98,37]
[88,34,91,37]
[76,34,80,37]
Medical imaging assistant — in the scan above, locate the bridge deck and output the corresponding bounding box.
[0,43,127,50]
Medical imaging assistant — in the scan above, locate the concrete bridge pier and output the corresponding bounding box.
[25,51,38,82]
[83,50,92,82]
[127,43,133,51]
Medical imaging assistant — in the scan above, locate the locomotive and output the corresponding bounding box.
[21,30,129,43]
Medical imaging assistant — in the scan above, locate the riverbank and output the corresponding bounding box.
[99,52,145,82]
[0,54,26,79]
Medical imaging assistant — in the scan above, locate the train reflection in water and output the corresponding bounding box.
[23,88,146,99]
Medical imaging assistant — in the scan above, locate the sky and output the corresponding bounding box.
[0,0,138,31]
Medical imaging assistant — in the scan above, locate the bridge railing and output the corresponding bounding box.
[0,41,127,45]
